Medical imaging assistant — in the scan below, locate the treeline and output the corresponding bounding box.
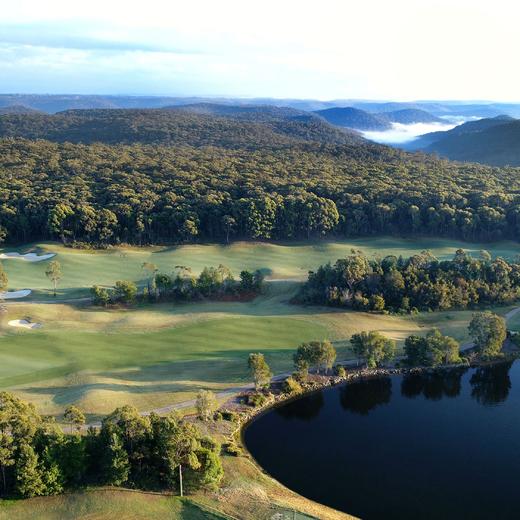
[2,120,520,245]
[0,393,223,499]
[296,250,520,312]
[271,313,506,397]
[91,264,264,305]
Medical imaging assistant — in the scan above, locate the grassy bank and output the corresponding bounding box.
[0,490,227,520]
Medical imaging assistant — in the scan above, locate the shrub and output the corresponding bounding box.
[246,392,268,407]
[370,294,385,311]
[220,410,239,422]
[283,376,303,395]
[91,285,112,306]
[113,280,137,304]
[335,365,346,377]
[223,442,243,457]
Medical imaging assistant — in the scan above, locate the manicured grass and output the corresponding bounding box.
[1,282,499,418]
[2,237,520,300]
[1,237,518,417]
[0,490,226,520]
[0,312,326,416]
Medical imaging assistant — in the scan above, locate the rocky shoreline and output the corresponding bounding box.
[226,351,520,451]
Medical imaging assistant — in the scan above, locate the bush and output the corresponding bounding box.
[90,285,111,306]
[370,294,385,311]
[246,392,268,408]
[223,442,243,457]
[220,410,239,422]
[283,376,303,395]
[334,365,346,377]
[114,280,137,304]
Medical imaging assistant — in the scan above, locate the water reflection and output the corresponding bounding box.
[470,361,513,406]
[276,391,324,421]
[401,368,467,400]
[339,377,392,415]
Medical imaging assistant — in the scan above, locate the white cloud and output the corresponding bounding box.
[1,0,519,99]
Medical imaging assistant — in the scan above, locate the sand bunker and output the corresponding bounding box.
[0,252,56,262]
[8,319,42,330]
[0,289,31,299]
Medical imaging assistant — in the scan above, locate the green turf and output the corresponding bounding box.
[2,237,520,300]
[0,491,226,520]
[0,316,327,386]
[1,237,519,418]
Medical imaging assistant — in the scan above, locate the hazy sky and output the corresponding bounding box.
[1,0,519,100]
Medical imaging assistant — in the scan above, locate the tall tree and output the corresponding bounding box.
[318,340,337,373]
[101,431,130,486]
[196,390,218,422]
[248,353,272,390]
[350,331,396,368]
[15,443,45,498]
[45,260,62,297]
[63,405,85,434]
[469,312,507,358]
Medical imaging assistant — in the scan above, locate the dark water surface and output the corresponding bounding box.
[243,362,520,519]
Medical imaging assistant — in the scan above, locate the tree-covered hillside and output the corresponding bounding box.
[0,108,362,148]
[1,123,520,245]
[422,117,520,166]
[315,107,391,130]
[315,106,442,130]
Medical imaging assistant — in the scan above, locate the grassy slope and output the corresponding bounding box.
[0,237,517,418]
[0,491,226,520]
[0,282,500,418]
[0,281,423,417]
[3,237,520,300]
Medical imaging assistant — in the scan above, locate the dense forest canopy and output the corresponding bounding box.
[296,250,520,312]
[0,108,520,246]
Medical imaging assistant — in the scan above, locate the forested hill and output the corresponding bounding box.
[0,108,363,148]
[164,102,309,120]
[315,106,442,130]
[315,107,391,130]
[416,117,520,166]
[0,105,42,115]
[1,132,520,246]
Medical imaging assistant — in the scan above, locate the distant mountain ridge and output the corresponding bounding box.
[0,104,41,115]
[408,115,520,166]
[2,94,520,118]
[315,106,443,131]
[0,106,363,147]
[314,107,391,130]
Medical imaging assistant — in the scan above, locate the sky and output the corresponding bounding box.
[1,0,519,100]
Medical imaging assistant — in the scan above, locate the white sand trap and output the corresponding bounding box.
[0,252,56,262]
[7,320,43,329]
[8,319,42,330]
[0,289,32,299]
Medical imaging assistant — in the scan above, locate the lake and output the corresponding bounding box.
[243,361,520,519]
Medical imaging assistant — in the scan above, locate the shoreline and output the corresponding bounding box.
[237,352,520,431]
[231,353,520,518]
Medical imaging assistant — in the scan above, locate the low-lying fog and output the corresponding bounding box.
[362,121,459,145]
